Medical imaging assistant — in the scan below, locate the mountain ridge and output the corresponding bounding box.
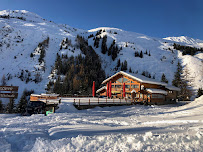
[0,10,202,99]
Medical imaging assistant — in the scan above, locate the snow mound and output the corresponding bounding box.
[31,132,203,152]
[55,98,78,113]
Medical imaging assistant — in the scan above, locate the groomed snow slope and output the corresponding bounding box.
[0,96,203,151]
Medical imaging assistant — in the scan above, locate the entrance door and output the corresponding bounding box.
[132,92,136,99]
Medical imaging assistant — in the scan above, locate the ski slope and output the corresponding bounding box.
[0,96,203,151]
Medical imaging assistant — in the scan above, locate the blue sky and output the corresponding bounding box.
[1,0,203,39]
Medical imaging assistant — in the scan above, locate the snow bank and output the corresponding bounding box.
[56,98,78,113]
[31,132,203,152]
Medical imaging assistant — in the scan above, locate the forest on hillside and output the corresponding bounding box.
[46,35,106,95]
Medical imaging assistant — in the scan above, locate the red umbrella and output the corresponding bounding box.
[123,83,125,98]
[92,81,95,97]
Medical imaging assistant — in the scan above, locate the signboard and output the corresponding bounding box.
[0,86,19,99]
[0,86,18,92]
[0,93,18,98]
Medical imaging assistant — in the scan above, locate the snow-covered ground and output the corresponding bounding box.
[0,96,203,152]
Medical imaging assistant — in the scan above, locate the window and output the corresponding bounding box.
[117,78,122,83]
[115,85,121,88]
[111,85,115,88]
[140,93,143,98]
[125,85,130,88]
[152,94,164,99]
[132,85,139,88]
[136,94,139,98]
[123,78,129,83]
[169,91,173,94]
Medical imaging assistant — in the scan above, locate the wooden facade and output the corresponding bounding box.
[30,94,59,102]
[96,71,180,105]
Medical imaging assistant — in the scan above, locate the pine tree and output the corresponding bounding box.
[148,74,151,78]
[172,62,182,87]
[179,80,192,100]
[145,50,148,55]
[121,62,124,71]
[197,88,203,98]
[6,98,15,113]
[112,46,118,61]
[172,61,192,100]
[0,100,3,113]
[30,53,34,58]
[1,75,6,86]
[148,50,151,56]
[139,51,143,58]
[123,60,128,71]
[94,36,100,48]
[134,51,139,57]
[101,35,107,54]
[117,59,121,67]
[108,40,115,56]
[53,76,62,94]
[17,89,28,114]
[129,67,132,73]
[161,73,168,83]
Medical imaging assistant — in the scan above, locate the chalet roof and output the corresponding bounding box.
[146,88,168,95]
[41,93,60,97]
[31,93,60,97]
[30,94,41,97]
[102,71,167,86]
[165,85,181,91]
[96,86,106,93]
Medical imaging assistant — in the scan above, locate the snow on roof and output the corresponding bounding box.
[96,86,106,93]
[102,71,167,86]
[31,94,41,97]
[41,93,59,97]
[38,99,60,104]
[31,94,60,97]
[146,88,168,95]
[131,89,137,93]
[166,85,181,91]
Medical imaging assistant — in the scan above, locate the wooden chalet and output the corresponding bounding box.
[29,93,61,115]
[96,71,180,105]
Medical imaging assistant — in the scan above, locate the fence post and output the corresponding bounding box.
[126,98,127,105]
[120,98,121,104]
[113,98,114,104]
[106,97,107,104]
[89,99,90,106]
[98,97,99,104]
[74,99,75,105]
[79,99,80,107]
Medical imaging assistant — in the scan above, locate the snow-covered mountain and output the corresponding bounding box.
[164,36,203,48]
[0,10,202,98]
